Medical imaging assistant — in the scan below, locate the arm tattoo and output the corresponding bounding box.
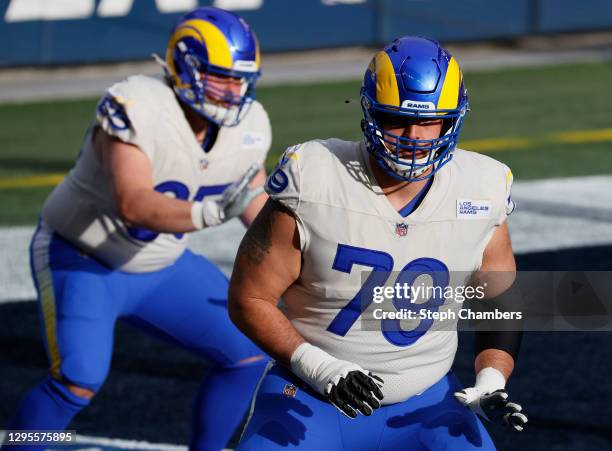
[240,199,291,266]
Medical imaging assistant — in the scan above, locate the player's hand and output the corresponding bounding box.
[200,163,263,227]
[326,370,384,419]
[290,343,384,419]
[455,385,527,431]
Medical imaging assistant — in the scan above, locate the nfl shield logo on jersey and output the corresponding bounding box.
[395,223,408,237]
[283,384,298,398]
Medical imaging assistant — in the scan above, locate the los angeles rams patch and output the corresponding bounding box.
[242,132,264,149]
[456,199,491,219]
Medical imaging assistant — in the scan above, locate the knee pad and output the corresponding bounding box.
[236,354,268,367]
[234,354,270,372]
[45,377,92,409]
[212,355,270,381]
[60,355,108,393]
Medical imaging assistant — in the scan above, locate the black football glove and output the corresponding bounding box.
[455,388,528,431]
[290,343,385,420]
[326,370,384,419]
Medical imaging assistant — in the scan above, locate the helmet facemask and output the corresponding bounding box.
[361,93,467,181]
[362,92,467,181]
[360,37,469,182]
[171,42,259,127]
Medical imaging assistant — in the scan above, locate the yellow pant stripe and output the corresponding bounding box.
[32,234,62,379]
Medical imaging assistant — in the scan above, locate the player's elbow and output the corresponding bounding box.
[228,300,251,338]
[227,284,247,330]
[115,191,147,226]
[116,199,140,225]
[227,304,242,331]
[227,282,268,338]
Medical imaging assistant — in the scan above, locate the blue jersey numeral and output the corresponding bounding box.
[326,244,393,336]
[127,181,231,242]
[382,257,449,346]
[326,243,449,347]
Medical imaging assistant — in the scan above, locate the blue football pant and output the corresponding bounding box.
[5,227,267,451]
[238,364,496,451]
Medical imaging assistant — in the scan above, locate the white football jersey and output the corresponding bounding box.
[42,74,271,272]
[265,139,514,404]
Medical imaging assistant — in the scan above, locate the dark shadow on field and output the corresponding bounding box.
[455,330,612,451]
[0,245,611,450]
[0,307,207,445]
[515,245,612,271]
[453,245,612,450]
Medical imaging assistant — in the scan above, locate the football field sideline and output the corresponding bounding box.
[1,127,612,190]
[2,175,612,303]
[1,36,611,104]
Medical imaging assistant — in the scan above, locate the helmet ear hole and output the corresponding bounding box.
[441,118,453,135]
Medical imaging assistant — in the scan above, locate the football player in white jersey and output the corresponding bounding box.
[229,37,527,450]
[4,7,270,451]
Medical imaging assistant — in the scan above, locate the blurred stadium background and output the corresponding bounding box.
[1,1,611,450]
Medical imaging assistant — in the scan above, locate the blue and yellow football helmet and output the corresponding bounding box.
[361,36,468,181]
[164,7,260,127]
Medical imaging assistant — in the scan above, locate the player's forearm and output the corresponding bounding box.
[239,168,268,227]
[229,197,304,364]
[118,188,197,233]
[228,295,305,366]
[475,348,514,381]
[239,191,268,227]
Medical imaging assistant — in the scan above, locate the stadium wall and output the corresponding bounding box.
[1,0,611,67]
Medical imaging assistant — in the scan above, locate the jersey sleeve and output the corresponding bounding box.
[265,144,310,250]
[265,144,302,211]
[95,77,156,159]
[497,163,515,224]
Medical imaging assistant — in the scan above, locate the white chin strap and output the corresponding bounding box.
[202,78,251,126]
[375,125,455,179]
[202,102,241,126]
[382,147,431,178]
[377,133,431,179]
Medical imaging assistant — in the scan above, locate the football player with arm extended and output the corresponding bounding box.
[229,37,526,450]
[3,7,270,451]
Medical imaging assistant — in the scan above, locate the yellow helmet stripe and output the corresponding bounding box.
[375,51,400,106]
[254,33,260,69]
[437,57,462,110]
[194,19,233,69]
[166,19,233,86]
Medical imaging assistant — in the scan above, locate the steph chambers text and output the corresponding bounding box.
[372,308,523,321]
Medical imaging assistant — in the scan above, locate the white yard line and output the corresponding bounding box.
[73,434,189,450]
[0,218,244,303]
[1,175,612,303]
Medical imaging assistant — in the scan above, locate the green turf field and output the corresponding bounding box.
[1,59,611,225]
